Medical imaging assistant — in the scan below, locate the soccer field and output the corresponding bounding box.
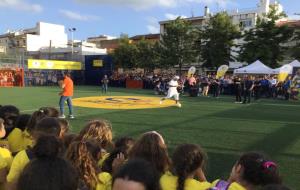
[1,86,300,188]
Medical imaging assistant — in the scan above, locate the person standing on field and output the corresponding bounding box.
[242,75,254,104]
[102,75,109,93]
[233,76,242,103]
[59,72,74,119]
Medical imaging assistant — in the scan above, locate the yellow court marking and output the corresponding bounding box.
[73,96,176,110]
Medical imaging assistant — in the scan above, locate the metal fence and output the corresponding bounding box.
[0,54,85,86]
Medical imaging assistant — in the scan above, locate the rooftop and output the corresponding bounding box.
[130,34,160,40]
[159,16,206,24]
[276,20,300,27]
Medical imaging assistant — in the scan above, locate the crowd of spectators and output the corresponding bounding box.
[0,70,23,87]
[22,69,300,102]
[0,104,292,190]
[24,70,85,86]
[106,72,299,101]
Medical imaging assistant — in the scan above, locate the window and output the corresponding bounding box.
[240,19,253,28]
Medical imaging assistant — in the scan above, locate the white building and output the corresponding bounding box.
[40,41,106,56]
[229,0,284,29]
[26,22,68,52]
[0,22,107,57]
[0,22,68,54]
[160,0,284,33]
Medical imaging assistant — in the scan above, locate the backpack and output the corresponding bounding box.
[209,180,231,190]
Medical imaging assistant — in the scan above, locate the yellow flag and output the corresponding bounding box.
[216,65,229,79]
[278,64,292,82]
[187,66,196,77]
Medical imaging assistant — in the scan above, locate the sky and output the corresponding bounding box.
[0,0,299,40]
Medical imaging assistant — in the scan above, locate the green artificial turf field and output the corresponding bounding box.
[1,86,300,188]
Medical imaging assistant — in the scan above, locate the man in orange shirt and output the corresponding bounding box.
[59,72,74,119]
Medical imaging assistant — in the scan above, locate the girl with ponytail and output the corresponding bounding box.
[8,107,59,154]
[160,144,210,190]
[210,152,281,190]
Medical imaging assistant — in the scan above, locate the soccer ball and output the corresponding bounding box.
[177,103,182,108]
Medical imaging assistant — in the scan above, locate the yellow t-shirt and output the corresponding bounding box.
[0,148,13,190]
[0,155,7,170]
[7,128,23,153]
[96,172,112,190]
[211,180,247,190]
[0,155,6,190]
[160,172,211,190]
[21,130,34,150]
[0,147,13,169]
[98,153,110,168]
[7,129,33,154]
[6,150,30,183]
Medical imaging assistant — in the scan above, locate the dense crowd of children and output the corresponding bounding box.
[0,104,292,190]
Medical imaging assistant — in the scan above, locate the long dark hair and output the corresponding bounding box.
[15,114,31,131]
[17,135,78,190]
[237,152,281,186]
[32,117,61,139]
[129,131,170,175]
[113,159,160,190]
[172,144,206,190]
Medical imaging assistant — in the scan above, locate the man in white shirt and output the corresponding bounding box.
[269,76,277,98]
[160,76,182,107]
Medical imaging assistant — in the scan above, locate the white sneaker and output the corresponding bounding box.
[69,115,75,119]
[59,115,66,119]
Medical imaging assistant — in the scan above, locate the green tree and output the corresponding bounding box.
[135,39,160,72]
[292,31,300,60]
[160,17,197,75]
[112,35,138,69]
[239,5,294,68]
[199,12,240,69]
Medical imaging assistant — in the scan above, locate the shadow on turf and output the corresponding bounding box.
[206,151,239,181]
[210,104,300,124]
[205,124,300,183]
[245,124,300,158]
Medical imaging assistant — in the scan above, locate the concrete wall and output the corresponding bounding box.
[26,22,68,51]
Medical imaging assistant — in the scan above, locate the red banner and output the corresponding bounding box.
[126,79,143,89]
[0,69,24,87]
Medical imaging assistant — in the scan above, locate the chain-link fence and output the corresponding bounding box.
[0,55,24,86]
[0,55,23,68]
[0,54,84,87]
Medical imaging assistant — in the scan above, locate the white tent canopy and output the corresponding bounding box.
[272,60,300,74]
[289,60,300,67]
[234,60,274,74]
